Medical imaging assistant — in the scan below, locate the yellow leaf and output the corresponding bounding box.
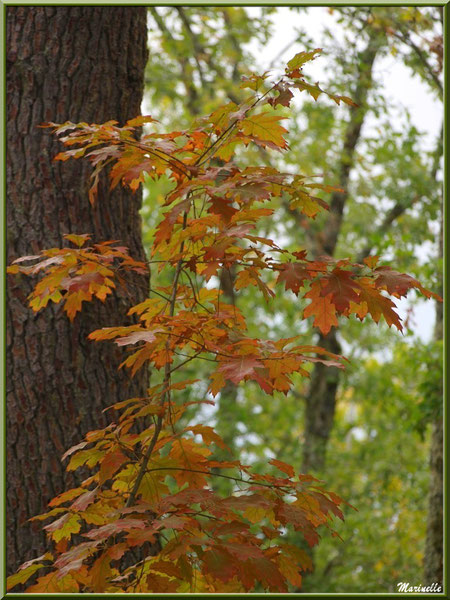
[243,506,267,523]
[286,48,322,72]
[239,114,288,148]
[7,561,50,591]
[63,233,91,247]
[27,571,79,593]
[137,471,170,504]
[44,513,81,542]
[67,449,105,471]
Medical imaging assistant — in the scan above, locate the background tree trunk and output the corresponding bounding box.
[424,418,443,587]
[302,27,383,472]
[6,6,148,573]
[423,200,443,587]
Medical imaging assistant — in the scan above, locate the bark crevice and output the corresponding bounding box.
[7,6,148,573]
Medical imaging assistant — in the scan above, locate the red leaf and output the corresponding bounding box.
[374,266,442,300]
[320,268,361,313]
[54,541,99,576]
[126,527,159,548]
[226,542,264,560]
[242,556,288,593]
[268,82,294,108]
[209,196,238,222]
[203,547,237,583]
[214,520,250,537]
[276,262,312,295]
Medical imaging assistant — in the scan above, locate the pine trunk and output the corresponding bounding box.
[6,6,148,573]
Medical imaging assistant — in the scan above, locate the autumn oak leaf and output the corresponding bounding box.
[320,268,361,313]
[276,262,312,295]
[238,114,288,149]
[303,282,338,334]
[218,355,264,385]
[355,281,402,331]
[374,266,442,301]
[269,458,295,478]
[114,328,164,346]
[286,48,322,75]
[268,82,294,108]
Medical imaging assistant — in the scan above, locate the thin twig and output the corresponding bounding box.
[125,211,190,508]
[146,466,292,491]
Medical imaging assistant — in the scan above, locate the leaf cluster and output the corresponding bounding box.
[7,50,440,593]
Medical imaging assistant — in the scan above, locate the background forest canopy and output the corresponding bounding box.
[5,4,443,594]
[141,6,443,593]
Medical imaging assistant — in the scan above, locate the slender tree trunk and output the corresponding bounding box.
[424,419,443,586]
[302,331,341,472]
[212,267,239,495]
[6,6,148,573]
[423,197,443,586]
[302,28,383,472]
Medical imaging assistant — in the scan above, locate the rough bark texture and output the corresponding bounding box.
[6,6,148,573]
[302,29,383,473]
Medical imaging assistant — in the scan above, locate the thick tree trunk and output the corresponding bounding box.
[6,6,148,573]
[302,29,383,473]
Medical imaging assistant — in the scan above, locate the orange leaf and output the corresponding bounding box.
[356,279,402,330]
[269,458,295,478]
[188,424,229,450]
[98,450,128,484]
[89,552,112,592]
[303,282,338,334]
